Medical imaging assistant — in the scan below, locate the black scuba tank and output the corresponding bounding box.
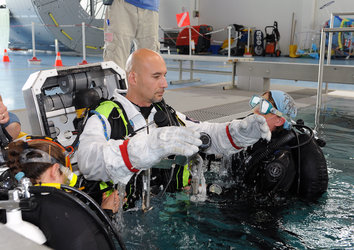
[291,133,328,200]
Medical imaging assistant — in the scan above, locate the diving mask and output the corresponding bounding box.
[20,148,77,187]
[249,95,283,117]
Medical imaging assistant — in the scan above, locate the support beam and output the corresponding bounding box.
[162,54,253,86]
[236,61,354,85]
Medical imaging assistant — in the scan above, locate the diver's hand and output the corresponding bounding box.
[127,126,202,170]
[101,189,120,213]
[228,114,271,148]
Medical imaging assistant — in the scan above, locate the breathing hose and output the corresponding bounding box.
[243,123,315,176]
[244,131,296,171]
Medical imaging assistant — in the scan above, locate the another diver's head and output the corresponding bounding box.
[7,139,68,185]
[125,48,168,107]
[250,90,297,132]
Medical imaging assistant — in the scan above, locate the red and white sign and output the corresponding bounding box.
[176,12,190,27]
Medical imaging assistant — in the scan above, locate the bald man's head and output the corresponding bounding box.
[125,48,164,75]
[124,48,168,106]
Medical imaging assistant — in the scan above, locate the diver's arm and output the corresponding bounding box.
[176,111,270,155]
[77,115,135,184]
[78,115,201,184]
[5,123,20,140]
[176,111,239,155]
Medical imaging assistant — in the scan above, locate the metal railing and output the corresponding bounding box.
[315,12,354,131]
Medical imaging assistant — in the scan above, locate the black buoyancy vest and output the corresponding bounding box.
[230,130,297,198]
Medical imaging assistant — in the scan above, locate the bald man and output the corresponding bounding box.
[78,49,270,197]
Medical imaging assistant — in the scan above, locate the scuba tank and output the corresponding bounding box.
[0,177,47,245]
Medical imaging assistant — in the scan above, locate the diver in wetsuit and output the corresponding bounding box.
[0,137,126,249]
[210,90,328,205]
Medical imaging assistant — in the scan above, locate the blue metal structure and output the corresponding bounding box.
[7,0,104,54]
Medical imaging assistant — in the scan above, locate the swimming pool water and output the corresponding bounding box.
[119,97,354,249]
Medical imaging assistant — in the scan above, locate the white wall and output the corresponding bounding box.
[0,8,9,50]
[159,0,195,30]
[297,0,354,50]
[159,0,354,55]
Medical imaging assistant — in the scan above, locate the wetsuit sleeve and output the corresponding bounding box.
[176,111,242,155]
[77,115,134,184]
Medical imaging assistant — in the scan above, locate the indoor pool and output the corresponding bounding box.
[118,97,354,249]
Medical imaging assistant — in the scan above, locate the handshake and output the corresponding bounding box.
[126,114,270,170]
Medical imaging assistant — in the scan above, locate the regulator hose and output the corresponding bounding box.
[289,124,314,149]
[244,131,296,171]
[244,123,316,172]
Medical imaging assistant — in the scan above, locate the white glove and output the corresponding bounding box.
[127,126,202,170]
[228,114,271,148]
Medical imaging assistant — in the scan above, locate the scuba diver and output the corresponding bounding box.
[77,48,271,210]
[0,137,126,249]
[208,90,328,205]
[5,138,121,214]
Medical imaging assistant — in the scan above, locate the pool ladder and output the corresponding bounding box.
[315,11,354,131]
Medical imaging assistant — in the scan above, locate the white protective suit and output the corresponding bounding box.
[78,89,270,184]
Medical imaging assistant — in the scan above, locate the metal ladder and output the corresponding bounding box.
[315,11,354,131]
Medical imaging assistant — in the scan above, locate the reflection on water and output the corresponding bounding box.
[120,98,354,249]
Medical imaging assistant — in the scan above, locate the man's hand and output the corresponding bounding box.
[228,114,271,148]
[127,126,202,170]
[101,189,121,213]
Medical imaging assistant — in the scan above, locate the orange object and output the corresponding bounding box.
[265,43,276,54]
[28,56,41,64]
[79,59,88,65]
[176,12,190,28]
[176,25,213,54]
[54,52,63,67]
[2,49,10,62]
